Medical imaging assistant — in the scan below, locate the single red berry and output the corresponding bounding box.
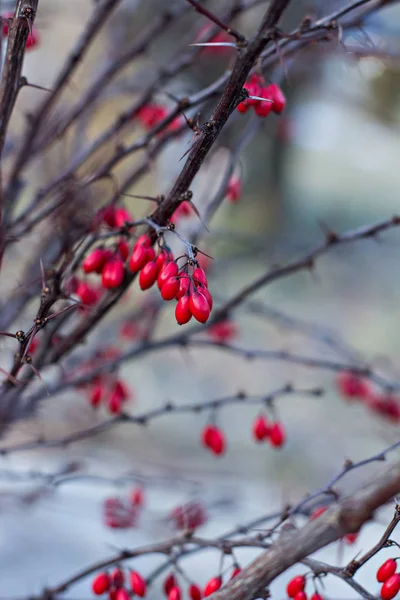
[156,250,173,270]
[161,277,180,301]
[136,234,152,247]
[226,175,242,202]
[336,371,370,400]
[168,586,182,600]
[114,208,133,228]
[108,393,123,414]
[208,320,237,343]
[175,295,192,325]
[252,415,271,442]
[189,583,202,600]
[130,571,147,597]
[147,247,156,262]
[176,276,190,300]
[230,567,241,579]
[129,244,149,272]
[236,101,250,114]
[190,290,211,323]
[204,576,222,597]
[268,83,286,113]
[198,286,213,310]
[120,321,138,340]
[130,487,144,507]
[92,572,111,595]
[171,201,192,222]
[111,568,125,588]
[193,267,208,288]
[139,261,159,290]
[95,205,116,228]
[117,240,130,261]
[102,258,125,289]
[89,383,103,407]
[77,282,99,306]
[116,589,130,600]
[269,422,285,448]
[381,574,400,600]
[109,589,117,600]
[201,424,226,455]
[377,560,397,583]
[287,575,306,598]
[294,592,307,600]
[163,573,177,595]
[158,261,179,290]
[83,248,107,274]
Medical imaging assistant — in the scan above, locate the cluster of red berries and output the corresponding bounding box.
[237,74,286,117]
[252,415,286,448]
[169,501,208,531]
[336,371,400,423]
[135,104,182,132]
[92,569,146,599]
[2,13,40,49]
[377,559,400,599]
[129,237,213,325]
[286,575,323,600]
[103,487,144,529]
[86,376,131,414]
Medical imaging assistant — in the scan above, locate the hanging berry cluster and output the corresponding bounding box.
[237,74,286,117]
[92,569,146,599]
[129,235,213,325]
[377,559,400,600]
[103,487,144,529]
[336,371,400,423]
[252,414,285,448]
[286,575,323,600]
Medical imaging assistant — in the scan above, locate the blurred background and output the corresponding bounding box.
[2,0,400,598]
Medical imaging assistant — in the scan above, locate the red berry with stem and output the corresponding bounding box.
[158,261,179,290]
[129,244,149,272]
[111,568,125,588]
[130,571,147,597]
[139,261,159,290]
[378,560,397,583]
[381,574,400,600]
[189,583,202,600]
[268,83,286,113]
[287,575,306,598]
[252,415,271,441]
[294,592,307,600]
[92,572,111,595]
[102,258,125,289]
[190,290,211,323]
[83,248,106,274]
[204,576,222,597]
[193,267,208,288]
[161,277,180,301]
[168,586,182,600]
[201,424,226,455]
[269,422,285,448]
[175,295,192,325]
[163,573,177,595]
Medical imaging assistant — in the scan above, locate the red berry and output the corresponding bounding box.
[156,250,173,270]
[147,247,156,262]
[102,258,125,289]
[130,571,147,597]
[236,101,250,114]
[255,88,273,117]
[116,590,130,600]
[163,573,177,595]
[189,583,202,600]
[117,240,130,261]
[25,27,39,49]
[193,267,208,288]
[226,175,242,202]
[244,79,261,106]
[310,594,324,600]
[269,422,285,448]
[230,567,241,579]
[139,261,159,290]
[176,276,190,300]
[287,575,306,598]
[198,286,213,310]
[158,261,179,290]
[170,501,207,530]
[336,371,370,400]
[381,574,400,600]
[111,568,125,588]
[129,244,149,272]
[28,336,39,355]
[294,593,307,600]
[175,296,192,325]
[89,383,103,407]
[344,532,358,544]
[208,320,237,343]
[161,277,180,301]
[268,83,286,113]
[252,415,271,441]
[377,560,397,583]
[114,208,133,228]
[201,424,226,456]
[190,290,211,323]
[204,576,222,597]
[83,248,107,274]
[92,572,111,595]
[77,282,99,306]
[108,393,123,414]
[130,487,144,507]
[168,586,181,600]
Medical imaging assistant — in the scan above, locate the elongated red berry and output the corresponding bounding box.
[204,576,222,597]
[268,83,286,113]
[102,258,125,289]
[381,574,400,600]
[252,415,271,442]
[190,290,211,323]
[269,422,285,448]
[201,424,226,456]
[198,286,213,310]
[163,573,177,595]
[158,261,179,290]
[129,244,149,272]
[377,560,397,583]
[193,267,208,288]
[118,240,130,261]
[89,383,103,407]
[77,282,99,306]
[130,571,146,597]
[176,276,190,300]
[287,576,305,598]
[139,261,159,290]
[114,208,133,228]
[161,277,180,301]
[156,250,173,270]
[175,295,192,325]
[336,371,370,400]
[92,572,111,595]
[189,583,202,600]
[168,586,182,600]
[111,568,125,588]
[83,248,106,274]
